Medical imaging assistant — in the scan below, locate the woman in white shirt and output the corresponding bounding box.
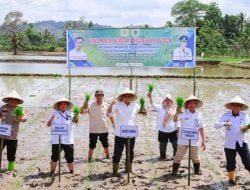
[147,92,177,160]
[47,97,78,175]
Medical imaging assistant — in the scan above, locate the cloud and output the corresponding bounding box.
[0,0,249,26]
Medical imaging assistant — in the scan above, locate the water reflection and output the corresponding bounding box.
[0,63,249,77]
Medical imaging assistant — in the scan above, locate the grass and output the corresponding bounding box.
[197,57,250,63]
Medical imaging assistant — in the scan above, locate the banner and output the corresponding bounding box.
[67,28,196,68]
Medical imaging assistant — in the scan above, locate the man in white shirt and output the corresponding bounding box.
[68,36,87,61]
[172,95,205,176]
[214,95,250,185]
[147,92,178,160]
[107,88,139,176]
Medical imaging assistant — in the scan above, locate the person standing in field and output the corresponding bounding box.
[107,88,139,176]
[81,90,113,162]
[47,97,78,175]
[214,95,250,185]
[147,92,178,160]
[172,95,206,176]
[0,90,27,171]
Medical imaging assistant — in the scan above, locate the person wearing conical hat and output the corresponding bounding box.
[0,90,27,171]
[47,97,78,175]
[172,95,205,176]
[214,95,250,185]
[107,88,140,176]
[147,92,178,160]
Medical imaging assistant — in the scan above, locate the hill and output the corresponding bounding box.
[33,20,110,39]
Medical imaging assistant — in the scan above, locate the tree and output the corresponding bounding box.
[1,11,25,55]
[171,0,207,27]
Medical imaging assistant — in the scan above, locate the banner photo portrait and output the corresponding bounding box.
[67,28,196,68]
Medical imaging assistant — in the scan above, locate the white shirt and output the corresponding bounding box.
[177,109,204,146]
[110,101,139,137]
[69,49,87,60]
[214,111,249,149]
[151,103,177,133]
[51,111,74,144]
[173,47,192,61]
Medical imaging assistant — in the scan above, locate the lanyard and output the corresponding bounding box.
[59,111,71,121]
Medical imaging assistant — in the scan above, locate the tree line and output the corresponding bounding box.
[0,0,249,57]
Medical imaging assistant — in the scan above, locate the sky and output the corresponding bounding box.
[0,0,249,27]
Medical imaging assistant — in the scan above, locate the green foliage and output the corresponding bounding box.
[155,76,160,80]
[13,106,24,117]
[176,96,184,108]
[246,123,250,129]
[139,97,146,113]
[85,94,91,101]
[148,83,154,93]
[73,106,80,117]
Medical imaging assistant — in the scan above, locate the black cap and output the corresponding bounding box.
[95,90,104,95]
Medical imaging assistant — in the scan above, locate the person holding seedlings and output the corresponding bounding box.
[107,88,139,176]
[81,90,112,162]
[214,95,250,185]
[47,97,78,175]
[0,90,27,171]
[172,95,205,176]
[147,89,178,160]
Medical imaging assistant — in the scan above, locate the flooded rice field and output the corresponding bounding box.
[0,76,250,189]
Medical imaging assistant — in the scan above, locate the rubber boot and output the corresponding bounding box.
[8,161,15,171]
[125,162,132,173]
[193,163,202,175]
[112,163,119,177]
[172,163,180,176]
[159,142,167,160]
[228,171,236,185]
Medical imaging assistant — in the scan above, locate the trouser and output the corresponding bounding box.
[112,136,135,164]
[51,144,74,163]
[224,141,250,172]
[158,130,178,158]
[173,144,200,164]
[1,139,18,162]
[89,132,109,149]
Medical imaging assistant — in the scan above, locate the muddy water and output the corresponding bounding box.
[0,76,250,189]
[1,63,250,77]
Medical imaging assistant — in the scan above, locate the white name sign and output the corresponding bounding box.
[181,128,199,140]
[120,125,138,138]
[0,124,12,136]
[51,123,68,136]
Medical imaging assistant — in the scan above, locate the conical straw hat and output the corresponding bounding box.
[224,95,248,111]
[53,97,74,111]
[183,94,203,109]
[2,90,24,104]
[162,93,173,103]
[117,88,137,102]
